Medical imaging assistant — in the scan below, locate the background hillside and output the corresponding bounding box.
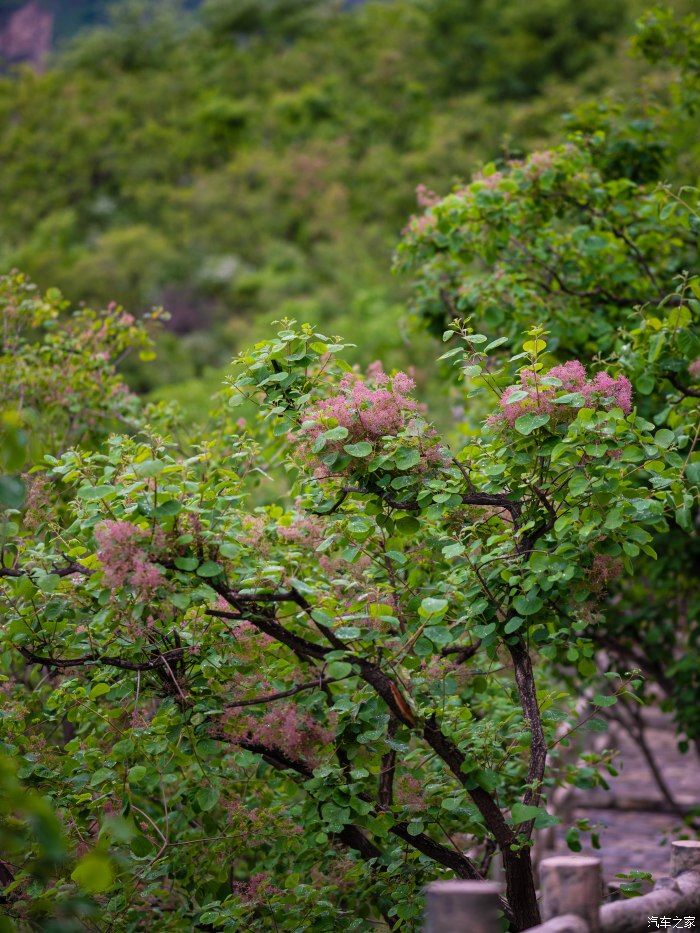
[0,0,204,62]
[0,0,695,403]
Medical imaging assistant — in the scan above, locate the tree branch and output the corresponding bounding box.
[0,559,91,579]
[225,677,342,709]
[16,644,187,673]
[507,637,547,835]
[667,373,700,398]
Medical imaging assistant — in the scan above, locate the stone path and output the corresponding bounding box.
[547,712,700,885]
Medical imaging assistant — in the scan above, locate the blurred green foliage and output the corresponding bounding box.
[1,0,695,397]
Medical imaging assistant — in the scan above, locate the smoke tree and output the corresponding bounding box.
[1,12,699,928]
[1,292,694,927]
[396,85,700,755]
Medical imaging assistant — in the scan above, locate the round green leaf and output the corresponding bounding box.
[71,853,114,893]
[196,561,223,577]
[512,593,543,616]
[343,442,373,458]
[514,413,550,435]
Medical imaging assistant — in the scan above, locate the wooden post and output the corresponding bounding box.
[539,855,601,933]
[600,839,700,932]
[424,880,503,933]
[527,917,589,933]
[671,840,700,876]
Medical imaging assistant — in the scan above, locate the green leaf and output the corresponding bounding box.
[89,683,110,699]
[635,373,655,395]
[440,797,461,811]
[653,429,675,449]
[324,426,349,441]
[90,768,113,786]
[71,853,114,893]
[523,338,546,355]
[197,786,220,812]
[504,616,524,634]
[174,556,199,571]
[128,765,147,784]
[0,475,25,508]
[394,448,421,470]
[343,442,373,458]
[569,473,589,497]
[169,592,190,610]
[511,803,541,824]
[554,392,585,406]
[685,462,700,487]
[585,718,608,733]
[514,413,550,435]
[155,499,182,517]
[593,694,617,707]
[134,459,165,477]
[419,597,448,617]
[77,485,114,500]
[196,561,222,578]
[33,572,61,593]
[326,661,353,678]
[512,593,543,616]
[396,516,420,534]
[485,336,509,351]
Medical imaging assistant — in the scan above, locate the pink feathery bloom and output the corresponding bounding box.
[298,363,443,473]
[240,514,267,548]
[402,212,437,237]
[471,169,504,190]
[688,358,700,380]
[489,360,633,428]
[130,559,163,594]
[277,514,325,546]
[415,183,440,208]
[224,703,332,763]
[396,774,424,810]
[231,872,279,903]
[587,372,632,413]
[526,150,555,174]
[95,520,163,596]
[589,554,624,592]
[548,360,587,389]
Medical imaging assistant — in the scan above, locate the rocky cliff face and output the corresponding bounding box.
[0,1,53,67]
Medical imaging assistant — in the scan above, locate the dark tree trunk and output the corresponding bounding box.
[502,847,541,930]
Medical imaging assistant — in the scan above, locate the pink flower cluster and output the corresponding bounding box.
[588,554,624,593]
[491,359,632,428]
[22,473,51,532]
[395,773,423,810]
[415,183,440,208]
[225,702,332,763]
[308,366,419,439]
[95,520,163,596]
[300,364,442,473]
[230,872,279,903]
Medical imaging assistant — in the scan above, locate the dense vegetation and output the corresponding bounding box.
[0,0,696,398]
[0,1,699,931]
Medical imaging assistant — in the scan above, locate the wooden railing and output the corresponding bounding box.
[424,840,700,932]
